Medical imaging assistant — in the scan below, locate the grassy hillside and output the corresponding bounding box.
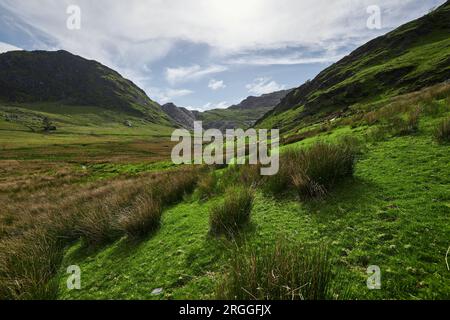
[0,50,172,125]
[199,90,291,130]
[0,50,178,161]
[197,105,275,130]
[1,81,448,300]
[1,4,449,302]
[53,84,450,300]
[258,1,450,133]
[162,90,291,131]
[0,101,176,162]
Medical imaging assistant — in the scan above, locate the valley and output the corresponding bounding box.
[0,1,449,301]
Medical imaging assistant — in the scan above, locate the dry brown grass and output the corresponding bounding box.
[345,83,450,129]
[0,159,200,299]
[196,171,220,200]
[119,195,163,239]
[0,228,63,299]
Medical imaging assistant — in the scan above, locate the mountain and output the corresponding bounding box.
[196,89,292,131]
[228,90,292,111]
[161,90,291,131]
[257,1,450,132]
[161,103,197,129]
[0,50,171,124]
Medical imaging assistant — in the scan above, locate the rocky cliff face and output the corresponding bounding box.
[161,103,197,130]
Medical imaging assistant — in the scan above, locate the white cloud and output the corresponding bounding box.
[208,79,226,90]
[0,0,443,104]
[166,65,227,85]
[190,101,229,112]
[246,77,286,95]
[1,0,440,68]
[228,53,344,66]
[149,87,194,104]
[0,41,22,53]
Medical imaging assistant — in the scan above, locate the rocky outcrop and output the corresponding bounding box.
[161,103,197,130]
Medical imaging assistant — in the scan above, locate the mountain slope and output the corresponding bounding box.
[229,90,292,111]
[197,89,291,130]
[258,1,450,132]
[161,103,197,130]
[0,50,171,124]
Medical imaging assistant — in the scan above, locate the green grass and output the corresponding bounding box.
[56,113,450,299]
[0,102,177,166]
[198,106,274,129]
[86,162,177,180]
[0,102,175,153]
[216,241,335,300]
[2,78,449,300]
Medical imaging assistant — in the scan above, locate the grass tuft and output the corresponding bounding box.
[266,140,358,198]
[74,198,123,246]
[209,186,255,236]
[119,195,163,239]
[216,241,335,300]
[434,117,450,143]
[390,107,421,136]
[196,171,220,201]
[0,229,63,300]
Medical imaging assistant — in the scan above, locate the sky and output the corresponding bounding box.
[0,0,446,111]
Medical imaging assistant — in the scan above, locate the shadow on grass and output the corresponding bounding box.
[300,176,384,221]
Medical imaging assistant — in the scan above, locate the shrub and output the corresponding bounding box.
[263,148,297,195]
[118,195,162,238]
[266,140,357,198]
[434,117,450,143]
[292,143,355,197]
[210,186,255,236]
[217,241,334,300]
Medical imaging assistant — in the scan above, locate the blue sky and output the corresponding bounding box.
[0,0,445,111]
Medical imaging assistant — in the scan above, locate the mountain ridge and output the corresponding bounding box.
[257,1,450,132]
[162,89,292,131]
[161,103,197,130]
[0,50,172,125]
